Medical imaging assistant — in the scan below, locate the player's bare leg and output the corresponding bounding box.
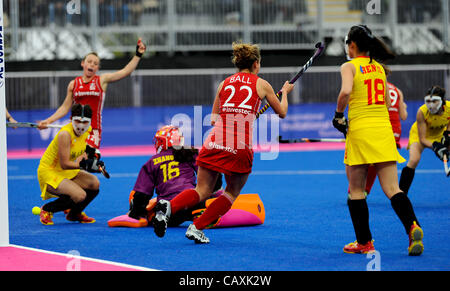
[44,172,99,223]
[153,166,220,238]
[186,172,249,244]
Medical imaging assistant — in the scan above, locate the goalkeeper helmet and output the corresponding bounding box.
[154,125,184,153]
[424,86,446,114]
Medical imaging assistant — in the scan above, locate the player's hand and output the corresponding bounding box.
[7,117,18,129]
[80,158,103,173]
[441,130,450,147]
[37,120,49,130]
[281,81,294,95]
[332,111,348,137]
[8,117,18,124]
[136,38,146,57]
[432,141,449,161]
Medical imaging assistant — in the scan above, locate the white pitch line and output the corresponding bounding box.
[7,169,444,180]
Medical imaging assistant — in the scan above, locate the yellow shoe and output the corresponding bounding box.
[408,221,424,256]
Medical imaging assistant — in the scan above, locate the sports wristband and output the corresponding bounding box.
[136,45,143,58]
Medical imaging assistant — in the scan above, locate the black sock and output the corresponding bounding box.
[42,195,75,213]
[399,166,415,195]
[390,192,420,234]
[129,191,151,219]
[68,189,99,216]
[347,198,372,245]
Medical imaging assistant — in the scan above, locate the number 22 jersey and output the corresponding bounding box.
[197,72,262,175]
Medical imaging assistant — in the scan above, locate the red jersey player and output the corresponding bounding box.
[38,38,147,160]
[151,42,295,243]
[387,82,408,148]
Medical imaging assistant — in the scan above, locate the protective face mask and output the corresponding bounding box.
[72,116,91,136]
[344,36,353,61]
[424,95,443,114]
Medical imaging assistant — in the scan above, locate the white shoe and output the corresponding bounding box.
[185,224,210,244]
[153,200,171,238]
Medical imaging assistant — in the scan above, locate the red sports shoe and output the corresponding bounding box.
[343,240,375,254]
[408,221,424,256]
[39,208,54,226]
[66,212,96,224]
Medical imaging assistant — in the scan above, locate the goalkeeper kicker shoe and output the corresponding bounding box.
[185,224,210,244]
[408,221,424,256]
[153,199,171,237]
[343,240,375,254]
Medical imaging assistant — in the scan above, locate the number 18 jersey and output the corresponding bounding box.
[344,57,405,165]
[348,56,390,131]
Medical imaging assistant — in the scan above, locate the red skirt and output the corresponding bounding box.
[197,145,253,176]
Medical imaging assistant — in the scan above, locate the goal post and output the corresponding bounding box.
[0,1,10,247]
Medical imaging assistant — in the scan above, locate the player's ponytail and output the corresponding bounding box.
[347,25,395,63]
[369,36,395,63]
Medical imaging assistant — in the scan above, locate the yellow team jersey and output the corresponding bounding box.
[344,56,405,165]
[347,57,390,130]
[408,100,450,148]
[37,123,91,200]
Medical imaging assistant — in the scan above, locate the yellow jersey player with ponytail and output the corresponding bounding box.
[333,25,423,256]
[37,104,101,225]
[344,55,405,166]
[399,86,450,195]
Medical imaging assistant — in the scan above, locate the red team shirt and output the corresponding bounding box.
[197,72,261,175]
[72,75,105,148]
[387,82,402,146]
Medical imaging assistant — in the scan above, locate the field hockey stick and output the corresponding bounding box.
[255,42,326,119]
[6,122,63,129]
[444,154,450,177]
[278,136,345,143]
[98,164,110,179]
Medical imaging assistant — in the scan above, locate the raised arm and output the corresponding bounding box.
[100,38,147,88]
[38,80,75,129]
[257,78,293,119]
